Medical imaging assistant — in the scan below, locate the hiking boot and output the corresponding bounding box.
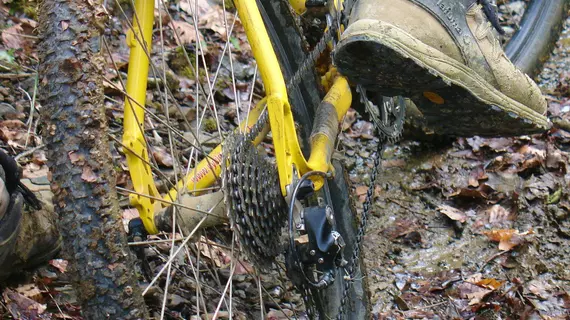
[0,159,61,282]
[334,0,550,137]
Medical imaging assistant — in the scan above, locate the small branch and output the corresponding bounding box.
[14,144,45,161]
[0,73,34,79]
[552,118,570,132]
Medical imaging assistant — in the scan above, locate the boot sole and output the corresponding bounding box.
[334,19,551,137]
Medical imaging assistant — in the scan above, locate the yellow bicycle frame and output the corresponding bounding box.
[124,0,352,234]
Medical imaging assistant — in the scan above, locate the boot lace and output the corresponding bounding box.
[478,0,505,35]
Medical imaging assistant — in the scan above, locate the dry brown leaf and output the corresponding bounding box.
[355,185,368,196]
[49,259,68,273]
[234,259,254,275]
[475,278,504,290]
[266,309,294,320]
[170,20,199,45]
[438,204,467,223]
[467,288,493,305]
[457,281,493,306]
[482,228,534,251]
[32,151,47,165]
[349,120,375,139]
[198,236,230,268]
[60,20,69,31]
[22,163,49,179]
[180,0,214,16]
[382,218,421,240]
[81,166,98,182]
[200,6,229,39]
[342,108,357,131]
[382,159,406,169]
[527,280,551,299]
[487,205,512,225]
[1,24,25,49]
[152,146,174,167]
[3,288,47,318]
[14,284,43,301]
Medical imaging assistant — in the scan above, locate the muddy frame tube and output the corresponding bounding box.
[123,0,352,234]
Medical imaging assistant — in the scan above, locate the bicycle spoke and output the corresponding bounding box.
[101,0,300,317]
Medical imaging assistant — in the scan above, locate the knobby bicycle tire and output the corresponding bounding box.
[259,0,369,318]
[38,0,149,319]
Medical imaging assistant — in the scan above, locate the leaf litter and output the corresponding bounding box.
[1,0,570,319]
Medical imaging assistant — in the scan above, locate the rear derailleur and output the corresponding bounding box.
[285,178,348,290]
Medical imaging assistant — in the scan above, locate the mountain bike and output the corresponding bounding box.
[37,0,568,318]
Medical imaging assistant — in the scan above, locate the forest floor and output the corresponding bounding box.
[0,0,568,319]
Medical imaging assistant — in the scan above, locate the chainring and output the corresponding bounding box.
[222,131,288,269]
[357,85,406,144]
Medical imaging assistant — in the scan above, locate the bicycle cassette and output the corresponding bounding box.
[222,133,287,269]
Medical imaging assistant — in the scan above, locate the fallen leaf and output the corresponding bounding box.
[3,288,47,318]
[22,163,49,179]
[355,185,368,196]
[234,259,254,275]
[527,280,551,300]
[487,205,512,225]
[266,309,294,320]
[197,236,230,268]
[81,166,98,182]
[437,205,467,223]
[382,218,421,240]
[14,284,43,301]
[349,120,375,139]
[467,136,513,153]
[200,6,230,39]
[482,229,534,251]
[546,144,568,172]
[152,146,174,167]
[1,24,25,49]
[180,0,214,16]
[382,159,406,168]
[475,278,504,290]
[342,108,357,131]
[49,259,68,273]
[456,281,493,305]
[170,20,199,45]
[32,151,48,165]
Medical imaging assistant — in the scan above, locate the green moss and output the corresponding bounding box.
[181,66,195,79]
[164,71,180,90]
[224,0,235,11]
[203,118,218,133]
[6,0,37,19]
[168,46,197,77]
[23,2,37,20]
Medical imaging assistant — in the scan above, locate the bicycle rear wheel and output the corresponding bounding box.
[40,0,368,318]
[502,0,569,77]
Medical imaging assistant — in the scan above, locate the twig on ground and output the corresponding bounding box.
[0,73,34,79]
[552,118,570,132]
[14,144,45,161]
